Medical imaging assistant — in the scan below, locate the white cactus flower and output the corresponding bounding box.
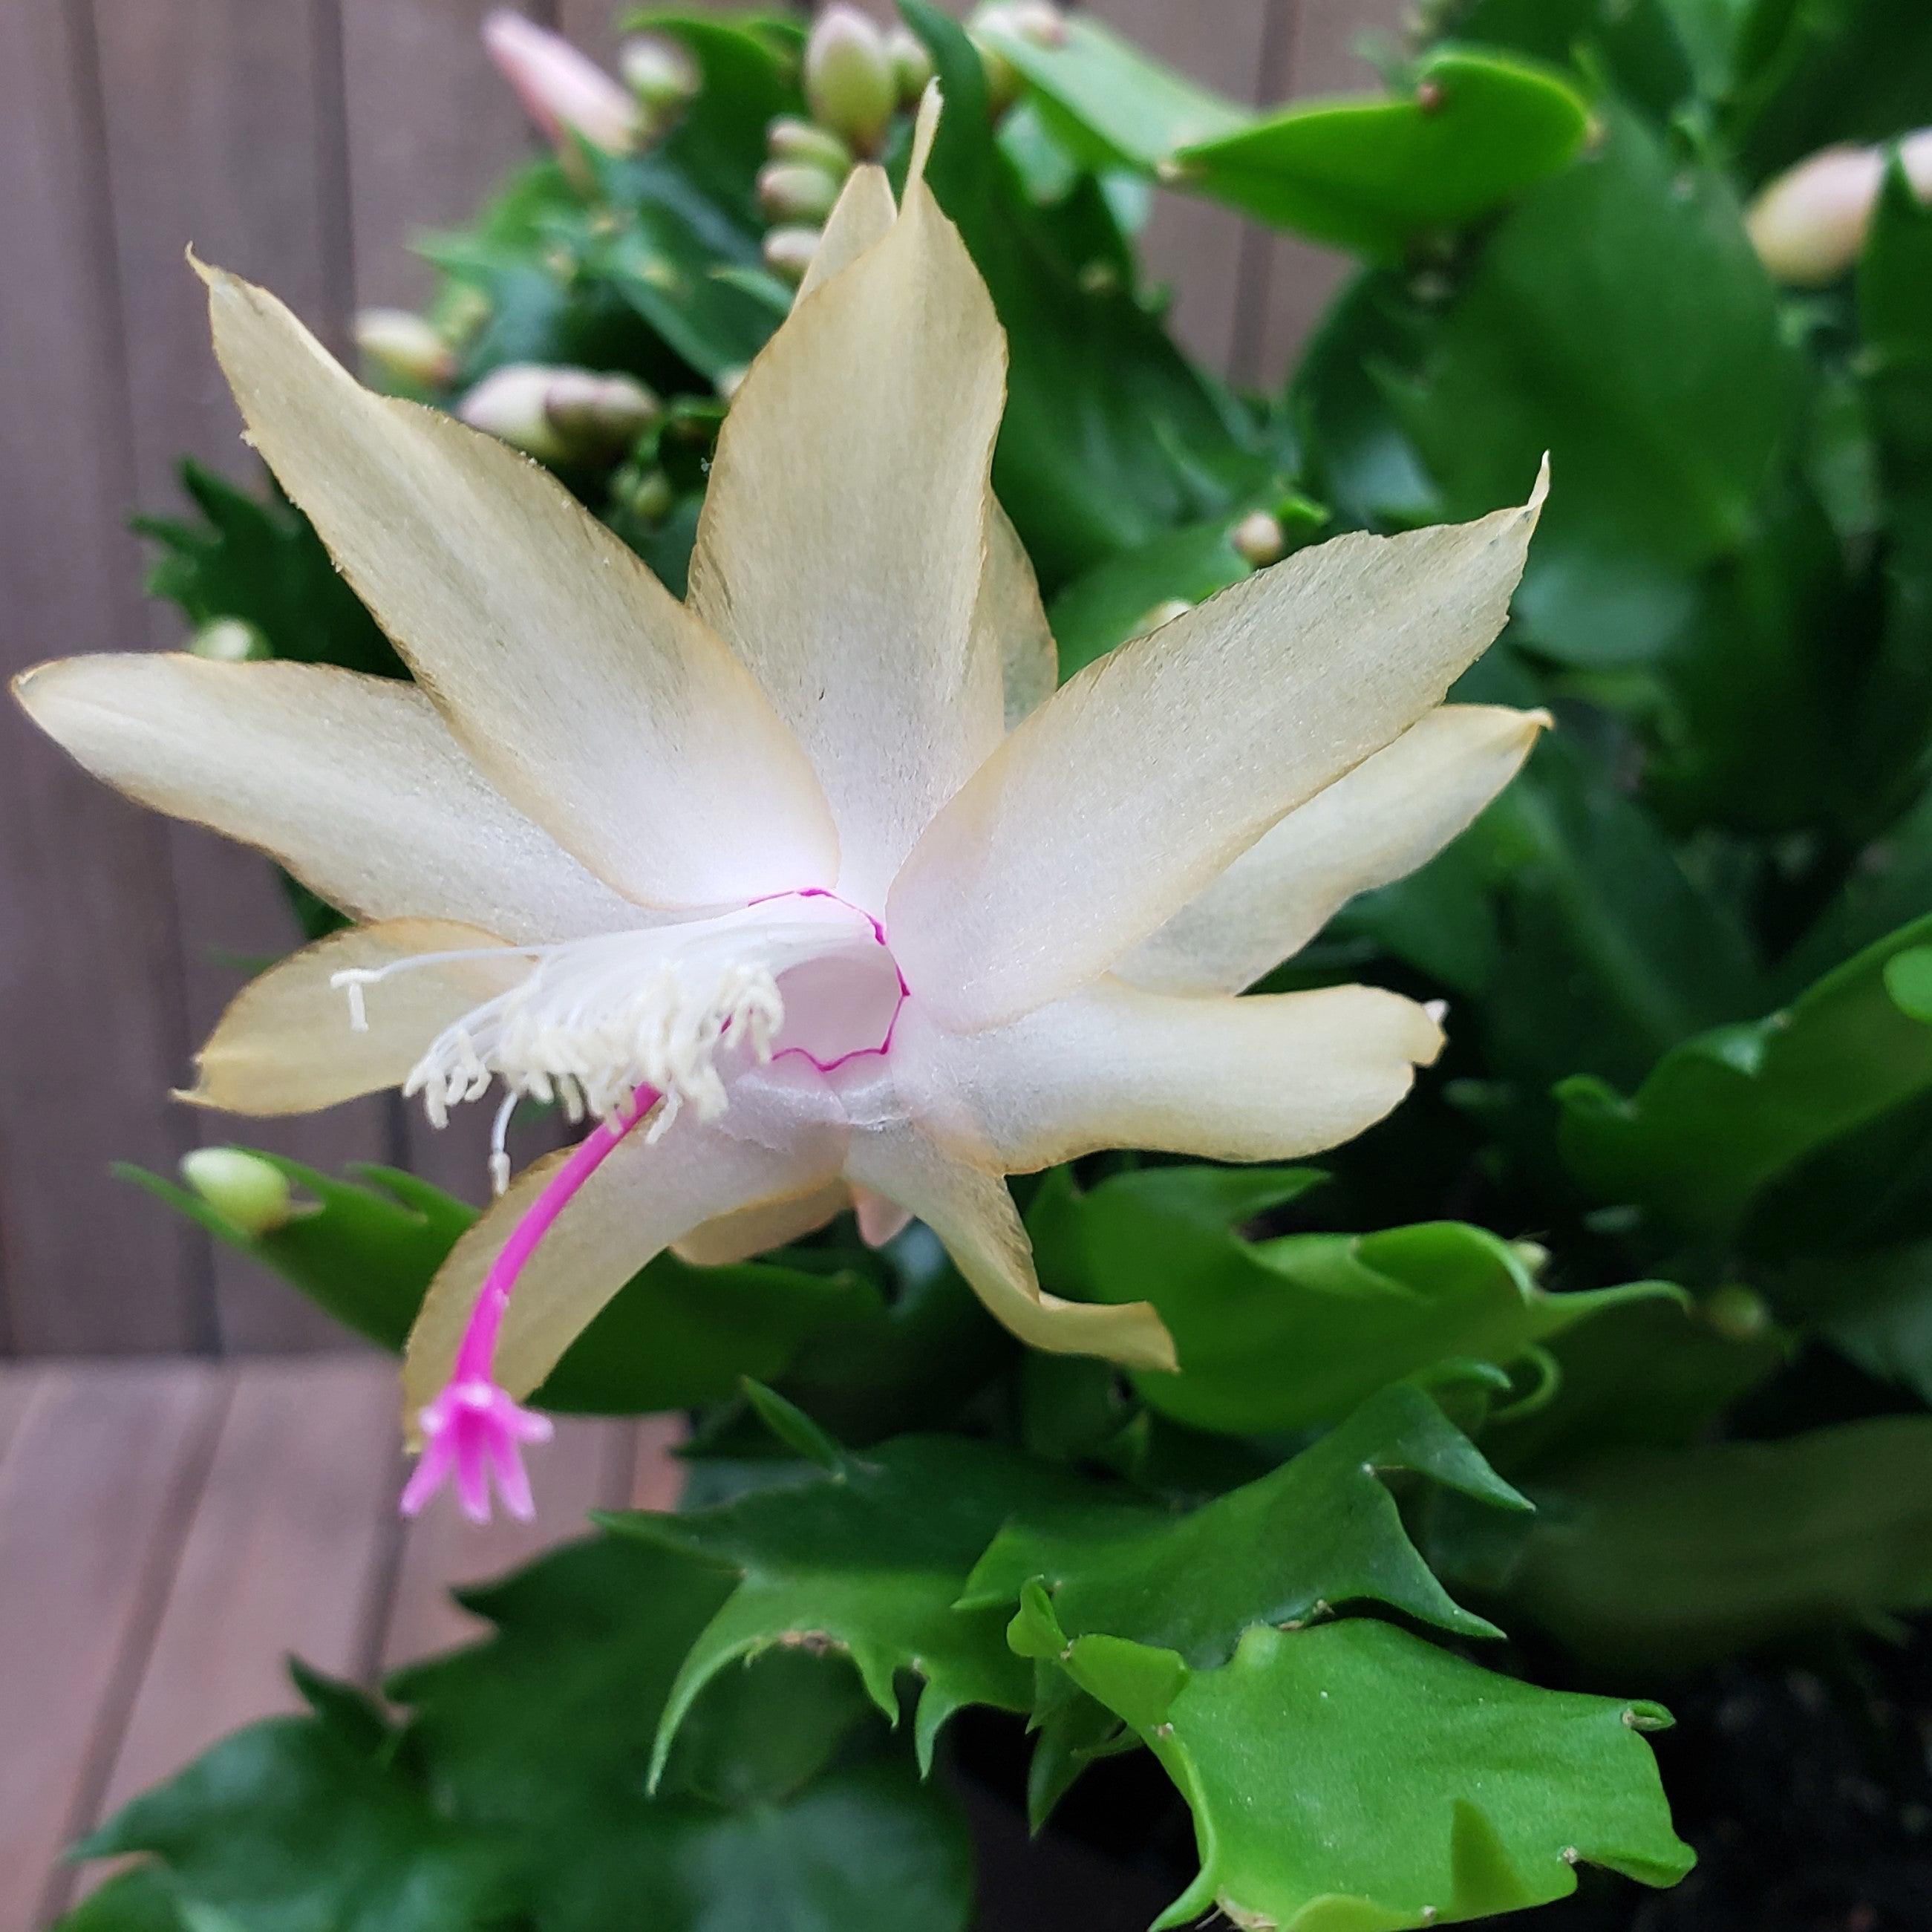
[16,100,1547,1523]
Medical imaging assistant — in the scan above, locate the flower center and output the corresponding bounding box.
[335,890,903,1189]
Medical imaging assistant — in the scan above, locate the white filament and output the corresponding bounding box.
[330,897,884,1145]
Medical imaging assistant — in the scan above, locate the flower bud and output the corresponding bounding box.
[353,308,456,389]
[758,160,841,226]
[1231,510,1287,568]
[886,27,935,107]
[619,465,675,523]
[972,33,1023,117]
[1746,128,1932,286]
[190,617,269,662]
[460,364,656,464]
[482,10,640,157]
[763,224,823,286]
[976,1,1068,48]
[181,1147,295,1237]
[541,369,660,455]
[804,5,897,157]
[1700,1283,1772,1344]
[716,363,749,401]
[767,116,854,177]
[618,33,696,116]
[1135,598,1194,636]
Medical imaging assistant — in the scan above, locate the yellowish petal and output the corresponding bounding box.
[888,471,1548,1029]
[893,979,1444,1172]
[187,918,523,1115]
[15,655,644,942]
[402,1073,846,1414]
[841,1116,1175,1371]
[981,496,1057,729]
[670,1177,851,1266]
[1122,705,1550,994]
[798,162,896,297]
[198,261,839,910]
[686,142,1008,904]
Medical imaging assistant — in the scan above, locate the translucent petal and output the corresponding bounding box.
[16,655,644,942]
[982,497,1057,729]
[188,918,525,1115]
[798,163,895,298]
[888,472,1547,1028]
[670,1177,851,1266]
[841,1115,1175,1371]
[402,1068,846,1412]
[198,261,839,910]
[686,144,1008,905]
[892,979,1444,1171]
[1122,705,1549,994]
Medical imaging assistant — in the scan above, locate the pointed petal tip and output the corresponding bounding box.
[1528,451,1552,516]
[909,80,941,188]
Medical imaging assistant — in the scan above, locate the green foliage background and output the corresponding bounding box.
[81,0,1932,1927]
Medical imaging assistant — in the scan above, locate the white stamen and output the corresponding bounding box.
[330,898,890,1153]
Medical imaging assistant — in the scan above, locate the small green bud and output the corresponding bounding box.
[619,466,676,523]
[181,1147,294,1236]
[1135,598,1194,636]
[1701,1284,1772,1343]
[767,116,853,177]
[1231,509,1288,568]
[804,5,897,157]
[1510,1239,1550,1277]
[353,307,456,389]
[885,26,934,107]
[763,224,823,286]
[190,617,269,663]
[758,160,841,226]
[618,33,696,116]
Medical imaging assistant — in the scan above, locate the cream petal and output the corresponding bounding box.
[15,655,647,943]
[892,979,1444,1172]
[402,1068,846,1412]
[840,1113,1175,1371]
[685,143,1008,907]
[798,162,896,298]
[186,918,524,1115]
[982,496,1057,730]
[198,261,839,910]
[670,1176,851,1267]
[1121,705,1550,995]
[887,471,1548,1029]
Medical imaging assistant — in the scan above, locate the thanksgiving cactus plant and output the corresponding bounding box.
[36,2,1932,1928]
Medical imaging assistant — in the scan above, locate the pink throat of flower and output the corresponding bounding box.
[402,889,901,1525]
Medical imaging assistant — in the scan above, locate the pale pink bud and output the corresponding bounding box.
[459,364,656,464]
[1746,129,1932,286]
[190,618,269,664]
[758,160,841,225]
[618,34,696,115]
[804,6,897,157]
[483,10,640,157]
[763,225,824,286]
[353,307,456,388]
[1231,510,1287,568]
[976,1,1068,49]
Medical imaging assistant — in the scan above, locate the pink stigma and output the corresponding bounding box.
[401,1083,661,1524]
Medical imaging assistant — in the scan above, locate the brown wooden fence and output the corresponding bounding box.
[0,0,1402,1360]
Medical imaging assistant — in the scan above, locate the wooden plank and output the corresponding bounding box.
[0,0,210,1355]
[0,1362,48,1470]
[380,1415,641,1671]
[87,1356,404,1840]
[1238,0,1412,387]
[1086,0,1277,375]
[90,0,396,1354]
[0,1362,226,1928]
[341,0,543,314]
